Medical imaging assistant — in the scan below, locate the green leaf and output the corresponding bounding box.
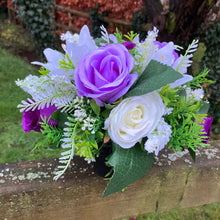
[51,111,68,129]
[100,109,111,119]
[94,38,106,47]
[188,101,200,112]
[50,110,60,121]
[125,60,183,98]
[103,143,154,197]
[90,99,100,115]
[197,102,210,114]
[188,147,196,162]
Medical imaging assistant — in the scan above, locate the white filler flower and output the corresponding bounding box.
[144,118,172,155]
[104,91,165,148]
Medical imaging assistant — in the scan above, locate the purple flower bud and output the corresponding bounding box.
[22,103,58,133]
[199,117,213,144]
[121,41,136,50]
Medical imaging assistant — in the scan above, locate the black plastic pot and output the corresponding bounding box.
[93,144,113,178]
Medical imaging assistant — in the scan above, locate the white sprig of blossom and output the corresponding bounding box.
[60,31,79,44]
[174,39,199,73]
[164,107,173,115]
[186,87,205,101]
[134,27,158,73]
[100,25,110,45]
[16,75,76,112]
[73,97,97,134]
[144,118,172,155]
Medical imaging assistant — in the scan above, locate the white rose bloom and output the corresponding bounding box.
[104,91,165,148]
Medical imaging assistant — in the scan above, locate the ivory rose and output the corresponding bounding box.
[104,92,165,148]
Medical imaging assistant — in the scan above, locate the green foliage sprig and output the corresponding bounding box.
[59,53,75,71]
[185,67,214,89]
[32,116,63,151]
[161,70,212,153]
[38,67,50,75]
[164,97,208,152]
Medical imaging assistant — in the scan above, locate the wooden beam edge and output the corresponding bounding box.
[0,141,219,220]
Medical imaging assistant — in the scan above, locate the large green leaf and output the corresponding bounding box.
[103,143,154,197]
[125,60,183,98]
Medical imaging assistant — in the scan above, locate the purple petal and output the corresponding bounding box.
[22,102,58,133]
[22,109,41,133]
[199,117,213,144]
[74,43,137,106]
[122,42,136,50]
[40,105,58,127]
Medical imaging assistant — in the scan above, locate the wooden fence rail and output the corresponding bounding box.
[7,3,151,34]
[55,4,152,33]
[0,141,220,220]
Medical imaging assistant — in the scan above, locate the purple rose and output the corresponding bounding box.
[199,117,213,144]
[74,43,138,106]
[22,104,58,133]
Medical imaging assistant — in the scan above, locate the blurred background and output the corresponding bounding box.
[0,0,220,219]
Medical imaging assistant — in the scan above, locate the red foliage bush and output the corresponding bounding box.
[8,0,144,35]
[7,0,14,10]
[56,0,144,33]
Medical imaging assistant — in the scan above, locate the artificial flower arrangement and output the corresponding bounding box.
[16,25,213,197]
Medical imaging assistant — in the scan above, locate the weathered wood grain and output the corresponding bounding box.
[0,141,219,220]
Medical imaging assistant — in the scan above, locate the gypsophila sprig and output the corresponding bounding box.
[16,25,214,197]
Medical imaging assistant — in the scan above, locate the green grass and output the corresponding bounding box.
[0,48,62,163]
[0,19,36,60]
[139,203,220,220]
[118,203,220,220]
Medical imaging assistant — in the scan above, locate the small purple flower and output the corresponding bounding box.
[199,117,213,144]
[74,43,138,106]
[121,41,136,50]
[22,104,58,133]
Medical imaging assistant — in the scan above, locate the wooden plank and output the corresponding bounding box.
[55,4,132,26]
[55,5,90,18]
[0,141,219,220]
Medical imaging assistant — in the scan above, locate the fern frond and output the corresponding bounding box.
[53,118,78,180]
[57,103,75,113]
[54,149,74,180]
